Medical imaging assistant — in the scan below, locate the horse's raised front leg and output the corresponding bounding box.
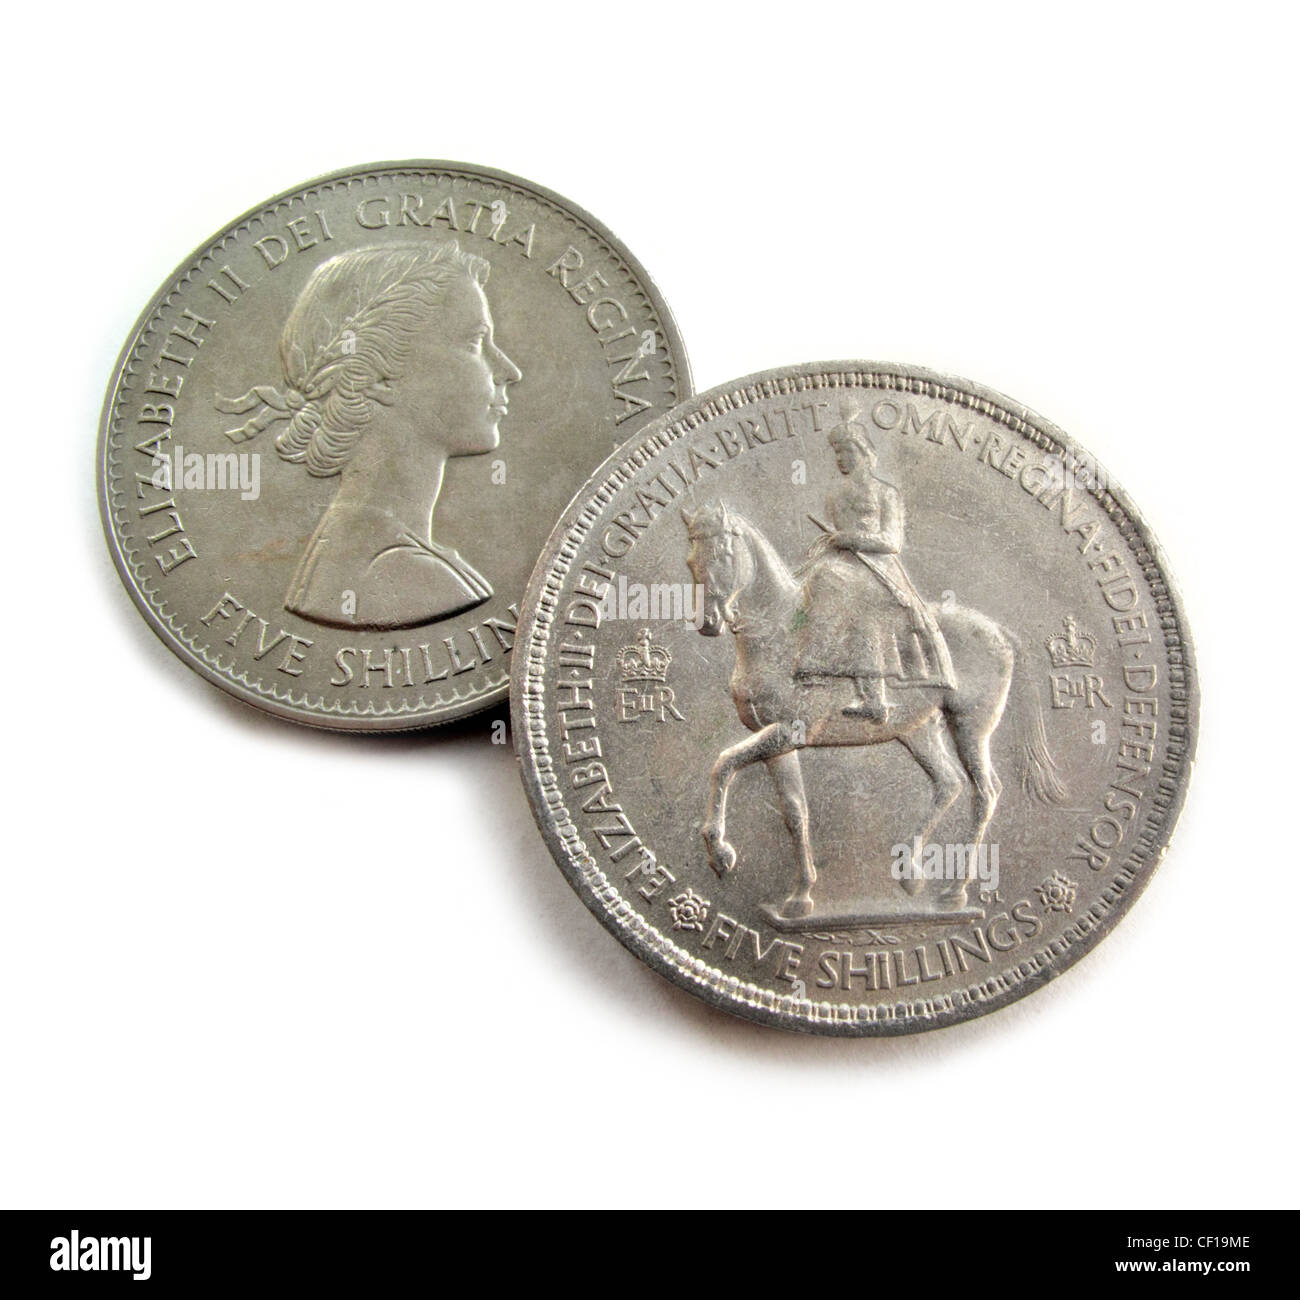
[897,715,966,899]
[765,750,816,918]
[702,722,798,877]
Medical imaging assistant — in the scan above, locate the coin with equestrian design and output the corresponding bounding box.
[512,362,1196,1035]
[99,161,689,729]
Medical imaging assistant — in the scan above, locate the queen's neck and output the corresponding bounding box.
[328,423,448,544]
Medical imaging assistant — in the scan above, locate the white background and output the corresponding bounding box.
[2,1,1294,1209]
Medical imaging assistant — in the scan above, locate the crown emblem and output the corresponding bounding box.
[1045,615,1097,669]
[620,628,672,684]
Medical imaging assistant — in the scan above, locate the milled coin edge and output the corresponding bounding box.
[510,360,1199,1036]
[97,159,693,733]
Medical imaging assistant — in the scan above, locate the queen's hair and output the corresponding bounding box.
[216,240,490,476]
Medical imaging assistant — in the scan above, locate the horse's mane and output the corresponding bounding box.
[733,514,796,586]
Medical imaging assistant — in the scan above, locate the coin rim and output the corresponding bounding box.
[510,360,1199,1036]
[97,159,693,732]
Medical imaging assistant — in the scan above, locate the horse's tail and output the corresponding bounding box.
[1008,637,1068,805]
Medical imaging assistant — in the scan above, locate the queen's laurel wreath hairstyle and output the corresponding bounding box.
[216,240,490,477]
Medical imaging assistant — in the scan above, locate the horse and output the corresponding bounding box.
[682,500,1065,919]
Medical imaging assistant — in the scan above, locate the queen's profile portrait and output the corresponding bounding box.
[217,240,521,630]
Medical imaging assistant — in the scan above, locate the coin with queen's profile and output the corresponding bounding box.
[99,160,690,729]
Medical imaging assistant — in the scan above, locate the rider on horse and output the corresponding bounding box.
[795,417,955,722]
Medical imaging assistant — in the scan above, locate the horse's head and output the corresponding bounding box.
[682,500,749,636]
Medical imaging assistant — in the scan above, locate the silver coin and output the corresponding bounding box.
[512,362,1197,1035]
[99,161,689,730]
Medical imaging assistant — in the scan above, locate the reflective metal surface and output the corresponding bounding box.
[512,362,1197,1034]
[99,160,690,729]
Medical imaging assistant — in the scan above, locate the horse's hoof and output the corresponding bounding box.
[700,825,737,876]
[899,872,925,897]
[781,896,813,919]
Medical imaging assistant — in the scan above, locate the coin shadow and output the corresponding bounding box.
[92,556,1092,1065]
[447,719,1090,1069]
